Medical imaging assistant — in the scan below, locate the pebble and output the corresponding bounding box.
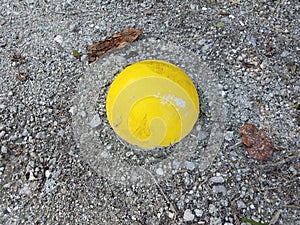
[0,131,5,138]
[10,134,18,141]
[209,204,217,215]
[280,50,289,57]
[209,176,225,184]
[167,211,175,219]
[183,209,195,221]
[69,106,76,115]
[80,111,87,118]
[210,217,222,225]
[198,130,209,140]
[58,130,65,137]
[54,35,63,44]
[22,129,28,136]
[36,132,45,139]
[3,183,11,188]
[237,200,247,209]
[201,44,212,53]
[45,170,51,178]
[155,168,164,176]
[1,145,7,154]
[225,131,234,141]
[194,209,203,217]
[90,114,101,128]
[213,185,227,195]
[185,161,196,171]
[19,185,31,195]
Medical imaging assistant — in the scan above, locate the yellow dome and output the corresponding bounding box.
[106,60,199,149]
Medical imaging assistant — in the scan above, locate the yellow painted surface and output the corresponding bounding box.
[106,60,199,148]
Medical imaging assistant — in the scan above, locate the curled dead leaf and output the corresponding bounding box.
[87,27,143,63]
[240,60,255,68]
[240,123,274,160]
[16,72,29,81]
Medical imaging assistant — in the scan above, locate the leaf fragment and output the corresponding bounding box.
[218,11,230,16]
[240,60,255,68]
[16,72,29,81]
[242,218,267,225]
[87,27,143,63]
[72,49,81,59]
[290,64,296,75]
[216,22,225,27]
[240,124,273,160]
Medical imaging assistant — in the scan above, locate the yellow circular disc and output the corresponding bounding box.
[106,60,199,149]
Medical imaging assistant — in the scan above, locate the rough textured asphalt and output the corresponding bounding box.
[0,1,299,225]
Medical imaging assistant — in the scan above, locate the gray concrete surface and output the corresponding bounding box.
[0,0,299,224]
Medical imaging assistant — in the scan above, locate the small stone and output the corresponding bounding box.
[167,211,175,219]
[45,170,51,178]
[198,39,206,45]
[19,184,31,195]
[210,217,222,225]
[3,183,11,188]
[213,185,227,195]
[183,209,194,221]
[198,130,209,140]
[195,209,203,217]
[155,168,164,176]
[0,131,5,138]
[237,200,247,209]
[90,114,101,128]
[58,129,64,137]
[247,35,256,47]
[209,204,217,215]
[36,132,45,139]
[0,104,6,109]
[1,146,7,154]
[54,35,63,44]
[10,134,18,141]
[209,176,225,184]
[185,161,196,171]
[28,171,37,181]
[80,111,87,118]
[22,129,28,136]
[280,50,289,57]
[225,131,234,141]
[201,44,212,53]
[69,106,76,115]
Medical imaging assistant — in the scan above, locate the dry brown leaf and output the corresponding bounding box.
[290,64,296,75]
[240,60,255,68]
[240,123,273,160]
[218,11,230,16]
[16,72,29,81]
[87,27,143,63]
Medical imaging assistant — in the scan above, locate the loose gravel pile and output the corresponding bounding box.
[0,1,299,224]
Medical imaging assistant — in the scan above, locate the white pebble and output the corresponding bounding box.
[195,209,203,217]
[90,114,101,128]
[183,209,195,221]
[155,168,164,176]
[54,35,63,44]
[209,176,225,183]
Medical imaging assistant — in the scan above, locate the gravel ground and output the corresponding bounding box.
[0,0,299,225]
